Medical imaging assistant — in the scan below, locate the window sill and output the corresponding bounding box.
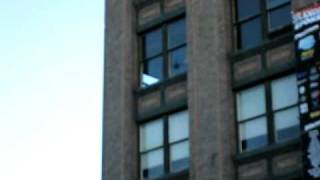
[268,24,293,37]
[150,169,189,180]
[133,0,161,9]
[232,60,296,90]
[136,73,187,96]
[137,6,186,34]
[264,170,303,180]
[229,32,294,62]
[234,138,301,165]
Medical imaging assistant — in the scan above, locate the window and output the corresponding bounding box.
[140,18,187,88]
[271,75,299,142]
[139,110,189,179]
[236,0,291,49]
[236,74,299,152]
[237,85,268,151]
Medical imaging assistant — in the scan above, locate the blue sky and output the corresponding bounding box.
[0,1,104,179]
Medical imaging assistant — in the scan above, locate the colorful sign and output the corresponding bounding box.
[293,3,320,179]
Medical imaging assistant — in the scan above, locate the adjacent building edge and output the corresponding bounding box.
[102,0,320,180]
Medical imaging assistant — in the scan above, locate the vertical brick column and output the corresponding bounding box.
[186,0,236,179]
[102,0,138,180]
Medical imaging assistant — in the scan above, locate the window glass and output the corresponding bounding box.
[141,149,164,179]
[168,19,186,49]
[267,0,289,9]
[237,0,260,20]
[240,18,262,49]
[169,47,187,77]
[169,111,189,143]
[145,29,163,58]
[170,141,189,173]
[141,18,187,88]
[141,57,163,87]
[240,117,268,151]
[274,107,300,142]
[139,110,189,178]
[268,4,291,31]
[236,74,299,152]
[140,119,163,152]
[237,85,266,121]
[272,74,298,110]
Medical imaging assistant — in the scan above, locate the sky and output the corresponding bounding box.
[0,1,104,180]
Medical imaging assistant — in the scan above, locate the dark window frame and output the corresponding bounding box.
[138,110,190,180]
[235,73,300,153]
[234,0,292,49]
[139,16,187,89]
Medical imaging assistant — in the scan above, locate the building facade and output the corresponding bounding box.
[102,0,318,180]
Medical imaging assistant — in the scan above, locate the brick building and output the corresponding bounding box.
[102,0,317,179]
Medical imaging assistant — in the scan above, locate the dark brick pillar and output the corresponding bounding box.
[186,0,236,179]
[102,0,138,180]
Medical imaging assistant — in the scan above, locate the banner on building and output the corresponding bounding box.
[293,3,320,179]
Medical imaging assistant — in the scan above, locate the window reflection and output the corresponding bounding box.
[267,0,289,8]
[268,5,291,31]
[240,18,262,49]
[236,74,299,152]
[140,18,187,88]
[274,107,300,142]
[271,75,299,142]
[237,0,260,19]
[139,111,189,179]
[236,0,291,49]
[240,117,268,151]
[168,19,186,49]
[141,149,165,179]
[144,29,163,58]
[141,57,163,87]
[170,141,189,172]
[169,47,187,77]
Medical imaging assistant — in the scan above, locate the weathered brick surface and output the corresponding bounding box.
[233,55,262,82]
[266,43,294,69]
[272,151,302,176]
[238,160,268,180]
[138,3,161,26]
[186,0,236,180]
[165,82,187,103]
[102,0,138,180]
[138,91,161,114]
[164,0,185,13]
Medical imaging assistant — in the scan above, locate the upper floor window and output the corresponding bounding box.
[236,0,291,49]
[139,110,189,179]
[140,18,187,88]
[236,74,299,152]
